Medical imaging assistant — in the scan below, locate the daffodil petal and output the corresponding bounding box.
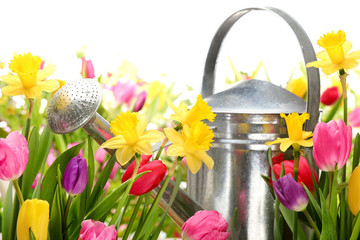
[164,128,184,145]
[347,50,360,60]
[38,64,56,81]
[322,64,341,75]
[297,138,314,147]
[302,131,313,140]
[0,75,21,85]
[141,130,165,142]
[341,58,359,70]
[306,60,332,68]
[316,50,330,60]
[1,85,25,96]
[266,138,287,146]
[134,140,153,155]
[24,87,41,99]
[343,41,352,55]
[195,150,214,170]
[101,136,126,149]
[167,144,186,157]
[136,114,147,136]
[37,79,60,92]
[279,139,294,152]
[186,153,202,174]
[116,146,135,165]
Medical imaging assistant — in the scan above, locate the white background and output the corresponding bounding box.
[0,0,360,98]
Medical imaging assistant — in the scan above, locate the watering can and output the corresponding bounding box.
[187,6,320,240]
[46,6,320,240]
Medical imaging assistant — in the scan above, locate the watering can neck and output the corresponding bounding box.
[201,6,320,131]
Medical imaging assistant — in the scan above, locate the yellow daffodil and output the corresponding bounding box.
[165,121,214,174]
[101,111,164,165]
[306,30,360,75]
[0,61,5,69]
[286,76,307,99]
[266,112,313,152]
[168,95,216,127]
[52,79,66,96]
[349,165,360,216]
[17,199,49,240]
[0,53,59,98]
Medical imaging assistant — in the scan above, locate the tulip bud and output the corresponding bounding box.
[272,153,319,192]
[95,147,107,164]
[273,174,309,212]
[62,156,88,195]
[32,173,43,189]
[79,220,117,240]
[112,81,138,107]
[122,155,166,195]
[134,91,147,112]
[320,86,340,105]
[81,57,95,79]
[313,119,352,171]
[182,210,230,240]
[0,131,28,181]
[348,166,360,216]
[17,199,49,240]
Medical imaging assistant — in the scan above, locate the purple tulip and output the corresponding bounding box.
[62,156,88,195]
[273,174,309,212]
[313,119,352,172]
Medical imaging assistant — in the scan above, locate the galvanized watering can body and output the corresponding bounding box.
[187,7,320,240]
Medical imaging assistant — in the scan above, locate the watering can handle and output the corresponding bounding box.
[201,7,320,131]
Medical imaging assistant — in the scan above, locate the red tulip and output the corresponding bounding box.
[272,153,319,192]
[320,86,339,105]
[122,155,167,195]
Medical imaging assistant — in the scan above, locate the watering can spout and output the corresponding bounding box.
[47,78,202,227]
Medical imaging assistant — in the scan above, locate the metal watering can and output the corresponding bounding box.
[46,6,320,240]
[187,6,320,240]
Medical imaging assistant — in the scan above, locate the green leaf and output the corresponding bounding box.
[319,190,337,240]
[123,196,144,240]
[330,170,338,230]
[304,154,320,202]
[353,133,360,172]
[302,184,322,219]
[2,183,13,240]
[40,142,84,210]
[261,175,275,199]
[86,154,116,212]
[323,95,343,123]
[86,171,148,221]
[350,212,360,240]
[21,126,40,199]
[150,167,182,240]
[279,204,308,240]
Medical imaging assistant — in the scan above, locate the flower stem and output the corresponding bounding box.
[110,154,141,227]
[24,99,34,140]
[135,157,180,238]
[12,179,24,205]
[328,171,334,206]
[339,69,348,240]
[154,137,168,160]
[64,194,73,239]
[293,150,300,240]
[303,209,321,239]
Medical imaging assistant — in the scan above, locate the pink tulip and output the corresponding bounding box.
[121,155,167,195]
[349,107,360,127]
[320,86,339,105]
[79,220,117,240]
[182,210,230,240]
[313,119,352,171]
[46,147,58,166]
[0,131,28,181]
[68,142,83,157]
[112,81,138,107]
[81,57,95,79]
[94,147,107,164]
[133,91,147,112]
[31,173,43,189]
